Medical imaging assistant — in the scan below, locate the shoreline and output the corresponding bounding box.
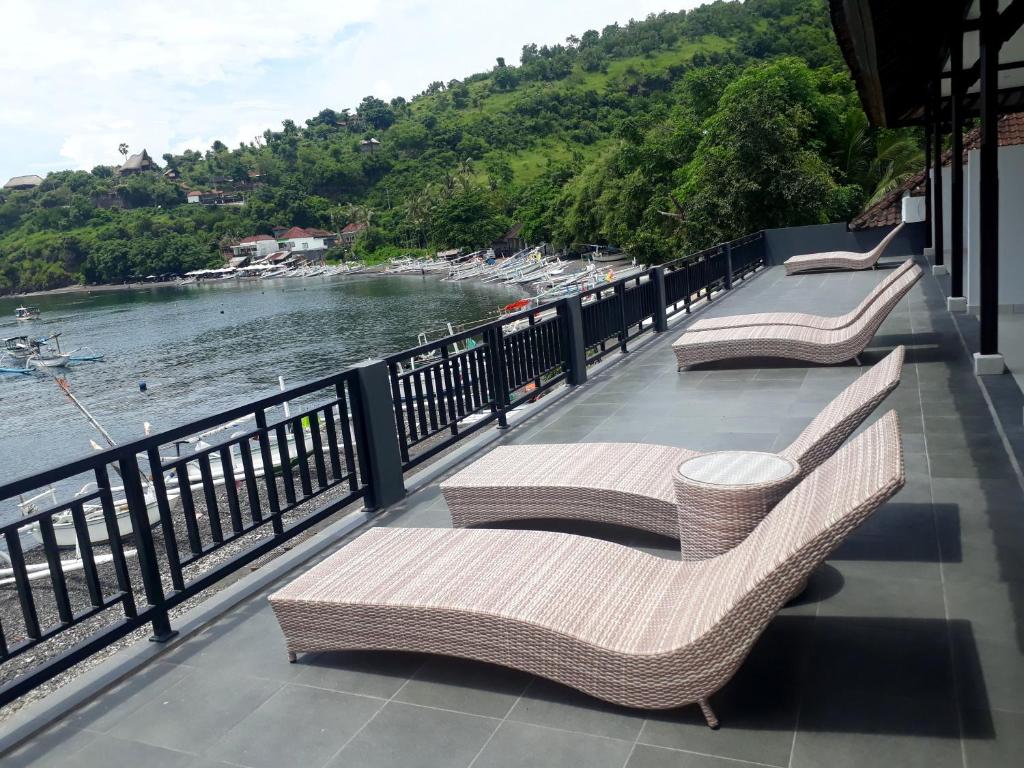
[3,267,392,300]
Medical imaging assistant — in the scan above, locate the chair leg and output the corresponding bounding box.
[287,651,297,663]
[854,354,863,367]
[698,698,720,730]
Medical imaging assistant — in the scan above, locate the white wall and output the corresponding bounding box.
[965,144,1024,309]
[282,236,325,251]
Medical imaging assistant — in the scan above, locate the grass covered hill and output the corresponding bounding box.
[0,0,921,294]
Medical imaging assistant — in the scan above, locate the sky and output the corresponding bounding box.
[0,0,707,183]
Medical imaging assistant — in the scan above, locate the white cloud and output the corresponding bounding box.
[0,0,705,179]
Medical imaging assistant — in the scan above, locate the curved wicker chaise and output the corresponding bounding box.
[269,412,905,729]
[784,222,905,275]
[673,265,921,370]
[689,258,915,333]
[439,346,903,537]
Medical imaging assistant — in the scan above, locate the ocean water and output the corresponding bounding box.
[0,274,524,511]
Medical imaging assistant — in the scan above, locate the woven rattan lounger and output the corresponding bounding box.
[673,264,921,370]
[784,222,905,275]
[689,258,914,333]
[440,346,903,537]
[269,412,905,728]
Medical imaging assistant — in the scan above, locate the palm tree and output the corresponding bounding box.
[865,132,924,204]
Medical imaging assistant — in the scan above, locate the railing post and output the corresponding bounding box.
[615,282,628,353]
[117,454,177,642]
[651,267,668,333]
[350,360,405,510]
[557,296,588,386]
[486,325,511,428]
[724,243,734,291]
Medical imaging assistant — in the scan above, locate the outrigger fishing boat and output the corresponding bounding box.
[0,332,103,372]
[17,481,173,549]
[14,305,41,321]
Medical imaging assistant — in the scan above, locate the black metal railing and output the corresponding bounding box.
[384,306,569,470]
[0,370,368,704]
[0,229,767,706]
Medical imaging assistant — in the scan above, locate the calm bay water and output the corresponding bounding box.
[0,274,524,501]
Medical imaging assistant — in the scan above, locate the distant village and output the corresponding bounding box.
[2,147,374,274]
[224,223,367,268]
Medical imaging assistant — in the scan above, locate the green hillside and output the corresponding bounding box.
[0,0,921,294]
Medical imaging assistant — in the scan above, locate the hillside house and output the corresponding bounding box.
[492,223,526,257]
[337,222,367,248]
[3,174,43,191]
[359,137,381,153]
[277,226,339,259]
[187,189,244,205]
[229,234,278,261]
[118,149,159,176]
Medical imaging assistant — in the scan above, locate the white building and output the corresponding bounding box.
[275,227,338,254]
[230,234,279,261]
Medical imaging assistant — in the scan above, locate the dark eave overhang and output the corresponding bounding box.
[830,1,974,127]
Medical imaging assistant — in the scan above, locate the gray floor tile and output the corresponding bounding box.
[626,744,759,768]
[394,657,531,718]
[472,721,633,768]
[209,683,381,768]
[159,599,299,682]
[1,723,97,768]
[791,690,962,768]
[328,701,497,768]
[506,678,646,742]
[66,661,195,733]
[291,650,424,698]
[108,668,281,753]
[60,734,195,768]
[960,707,1022,767]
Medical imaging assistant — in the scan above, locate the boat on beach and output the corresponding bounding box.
[17,482,174,548]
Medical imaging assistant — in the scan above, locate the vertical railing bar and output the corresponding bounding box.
[412,371,430,437]
[94,465,137,617]
[387,364,411,465]
[174,460,204,555]
[275,424,297,505]
[322,404,343,481]
[70,501,104,608]
[291,416,313,499]
[308,410,329,489]
[197,453,224,545]
[219,446,244,535]
[38,516,73,624]
[335,380,360,493]
[4,530,40,639]
[401,375,419,443]
[238,442,263,524]
[254,407,283,535]
[440,347,460,437]
[146,447,184,591]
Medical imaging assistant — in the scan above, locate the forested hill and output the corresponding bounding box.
[0,0,921,294]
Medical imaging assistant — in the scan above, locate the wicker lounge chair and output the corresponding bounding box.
[440,346,903,537]
[784,222,905,275]
[673,264,921,370]
[689,258,915,333]
[269,411,905,728]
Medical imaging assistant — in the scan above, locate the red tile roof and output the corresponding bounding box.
[278,226,313,239]
[339,222,367,235]
[850,114,1024,231]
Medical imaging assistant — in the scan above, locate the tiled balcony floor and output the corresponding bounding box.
[5,255,1024,767]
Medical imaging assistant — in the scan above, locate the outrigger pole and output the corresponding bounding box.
[55,376,118,448]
